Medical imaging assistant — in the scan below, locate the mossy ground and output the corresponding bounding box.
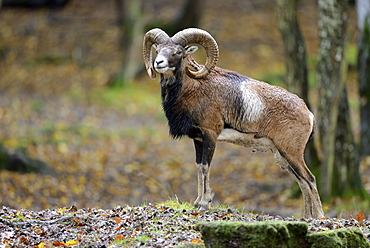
[197,221,370,248]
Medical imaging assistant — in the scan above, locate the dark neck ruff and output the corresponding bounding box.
[160,72,195,139]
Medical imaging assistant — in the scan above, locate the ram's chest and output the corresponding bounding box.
[161,83,198,139]
[163,105,196,139]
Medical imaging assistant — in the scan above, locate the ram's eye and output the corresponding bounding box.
[173,51,182,56]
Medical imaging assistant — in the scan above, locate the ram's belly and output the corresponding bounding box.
[217,129,273,152]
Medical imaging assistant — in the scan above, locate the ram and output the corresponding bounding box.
[143,28,324,218]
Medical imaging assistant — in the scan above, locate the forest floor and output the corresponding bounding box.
[0,0,369,228]
[1,200,369,247]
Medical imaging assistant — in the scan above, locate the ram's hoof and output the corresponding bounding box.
[197,205,209,211]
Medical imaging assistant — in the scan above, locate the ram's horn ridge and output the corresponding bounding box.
[172,28,219,78]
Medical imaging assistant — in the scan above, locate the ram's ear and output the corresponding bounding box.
[185,45,198,55]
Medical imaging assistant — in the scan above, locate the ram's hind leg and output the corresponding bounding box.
[273,148,324,218]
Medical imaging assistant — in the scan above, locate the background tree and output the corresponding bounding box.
[316,0,366,200]
[276,0,319,171]
[357,0,370,158]
[277,0,308,98]
[110,0,147,87]
[166,0,205,36]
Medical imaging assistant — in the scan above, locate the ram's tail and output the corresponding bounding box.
[309,114,316,140]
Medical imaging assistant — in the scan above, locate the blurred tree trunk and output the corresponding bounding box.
[316,0,347,200]
[167,0,205,35]
[317,0,366,200]
[357,0,370,157]
[110,0,146,87]
[333,89,366,197]
[276,0,319,171]
[277,0,307,98]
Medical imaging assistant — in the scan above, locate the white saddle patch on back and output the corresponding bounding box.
[239,82,264,123]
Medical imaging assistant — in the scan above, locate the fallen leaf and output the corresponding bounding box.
[190,238,203,244]
[114,234,125,241]
[357,214,365,222]
[64,240,79,246]
[114,216,122,224]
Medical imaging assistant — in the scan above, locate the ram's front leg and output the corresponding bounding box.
[193,134,216,210]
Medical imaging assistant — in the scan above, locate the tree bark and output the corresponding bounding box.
[277,0,319,171]
[111,0,146,87]
[357,0,370,157]
[317,0,367,200]
[316,0,348,200]
[333,88,366,197]
[169,0,205,35]
[277,0,308,98]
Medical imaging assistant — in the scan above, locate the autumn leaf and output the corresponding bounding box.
[357,214,365,222]
[63,240,79,246]
[114,216,123,224]
[20,236,29,244]
[114,234,125,241]
[190,238,203,244]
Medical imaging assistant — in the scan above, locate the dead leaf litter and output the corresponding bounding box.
[0,204,369,247]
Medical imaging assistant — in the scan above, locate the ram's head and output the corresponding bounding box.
[143,28,219,79]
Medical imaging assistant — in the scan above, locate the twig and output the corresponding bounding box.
[0,215,99,228]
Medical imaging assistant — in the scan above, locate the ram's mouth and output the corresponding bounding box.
[155,66,175,74]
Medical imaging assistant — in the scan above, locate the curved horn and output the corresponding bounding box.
[172,28,219,78]
[143,28,170,79]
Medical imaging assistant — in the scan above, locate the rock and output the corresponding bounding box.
[308,228,370,248]
[0,143,55,174]
[196,221,309,248]
[196,221,370,248]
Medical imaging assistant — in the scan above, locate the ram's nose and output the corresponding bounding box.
[155,60,164,66]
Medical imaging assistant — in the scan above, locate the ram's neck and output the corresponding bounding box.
[160,71,196,139]
[160,65,183,94]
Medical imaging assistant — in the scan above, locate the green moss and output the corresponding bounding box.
[196,221,370,248]
[196,221,309,248]
[308,228,370,248]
